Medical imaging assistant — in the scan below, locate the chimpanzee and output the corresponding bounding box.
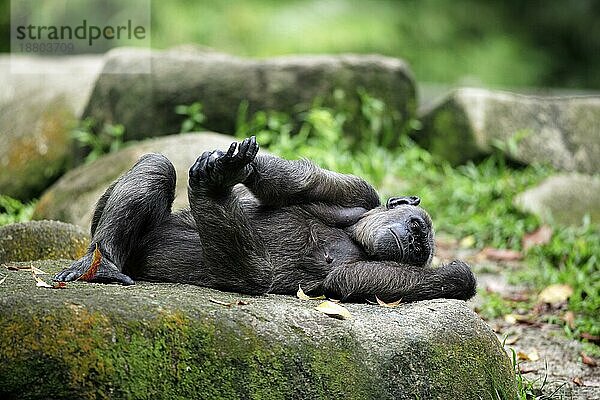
[55,137,476,302]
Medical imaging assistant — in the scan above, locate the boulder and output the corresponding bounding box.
[0,259,516,399]
[0,220,89,264]
[515,173,600,226]
[0,54,104,200]
[416,88,600,173]
[33,132,238,229]
[83,47,415,141]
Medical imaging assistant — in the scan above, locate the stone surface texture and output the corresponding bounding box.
[0,54,104,199]
[417,88,600,173]
[0,220,89,264]
[515,173,600,226]
[33,132,238,228]
[83,47,415,141]
[0,259,516,400]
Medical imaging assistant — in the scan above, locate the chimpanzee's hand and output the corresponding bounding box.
[189,136,259,190]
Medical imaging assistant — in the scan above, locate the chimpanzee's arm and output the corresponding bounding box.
[244,153,381,210]
[321,260,476,303]
[188,137,273,294]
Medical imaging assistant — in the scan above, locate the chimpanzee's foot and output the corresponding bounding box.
[54,245,134,285]
[189,136,259,190]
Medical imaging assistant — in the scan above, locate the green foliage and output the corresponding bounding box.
[476,292,515,321]
[150,0,600,89]
[0,195,35,227]
[175,102,206,133]
[518,222,600,338]
[71,118,125,163]
[510,348,544,400]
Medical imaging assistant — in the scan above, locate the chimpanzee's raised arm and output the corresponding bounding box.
[244,152,381,210]
[188,137,273,294]
[321,260,477,303]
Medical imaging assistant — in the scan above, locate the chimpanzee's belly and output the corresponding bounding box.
[257,209,365,294]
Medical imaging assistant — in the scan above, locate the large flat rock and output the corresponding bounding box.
[0,259,516,399]
[416,88,600,173]
[83,47,415,141]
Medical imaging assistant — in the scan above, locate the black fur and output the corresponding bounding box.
[55,137,477,303]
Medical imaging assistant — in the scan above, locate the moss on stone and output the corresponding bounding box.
[0,221,89,264]
[0,260,516,399]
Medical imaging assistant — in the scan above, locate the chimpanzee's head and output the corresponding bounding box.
[350,196,434,267]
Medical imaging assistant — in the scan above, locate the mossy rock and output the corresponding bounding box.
[33,132,237,229]
[0,221,89,264]
[83,47,416,143]
[0,55,103,200]
[515,173,600,226]
[416,88,600,173]
[0,260,516,400]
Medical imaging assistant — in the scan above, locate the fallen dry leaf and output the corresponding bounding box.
[580,333,600,344]
[78,244,102,281]
[0,274,7,285]
[33,273,53,288]
[504,335,520,345]
[376,296,402,307]
[315,301,352,320]
[563,311,576,330]
[522,225,553,251]
[297,285,325,301]
[31,266,48,275]
[459,235,476,248]
[209,298,249,307]
[518,365,538,374]
[5,265,48,274]
[481,247,523,262]
[5,264,27,271]
[32,273,67,289]
[504,313,533,324]
[572,377,584,386]
[581,352,598,367]
[502,292,530,302]
[517,349,540,362]
[538,284,573,305]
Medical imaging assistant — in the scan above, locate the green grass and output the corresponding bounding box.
[0,195,35,226]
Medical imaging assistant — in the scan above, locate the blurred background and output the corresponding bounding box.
[1,0,600,90]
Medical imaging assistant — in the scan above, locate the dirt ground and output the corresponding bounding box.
[477,273,599,399]
[436,237,600,400]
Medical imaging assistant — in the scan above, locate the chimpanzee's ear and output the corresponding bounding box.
[386,196,421,209]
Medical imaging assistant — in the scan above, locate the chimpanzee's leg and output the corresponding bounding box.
[54,153,176,284]
[188,137,273,294]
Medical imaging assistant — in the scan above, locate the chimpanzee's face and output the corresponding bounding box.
[350,201,434,267]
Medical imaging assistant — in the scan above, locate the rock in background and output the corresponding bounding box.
[416,88,600,174]
[0,259,516,400]
[0,55,104,200]
[83,47,415,141]
[33,132,237,229]
[515,174,600,226]
[0,220,89,264]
